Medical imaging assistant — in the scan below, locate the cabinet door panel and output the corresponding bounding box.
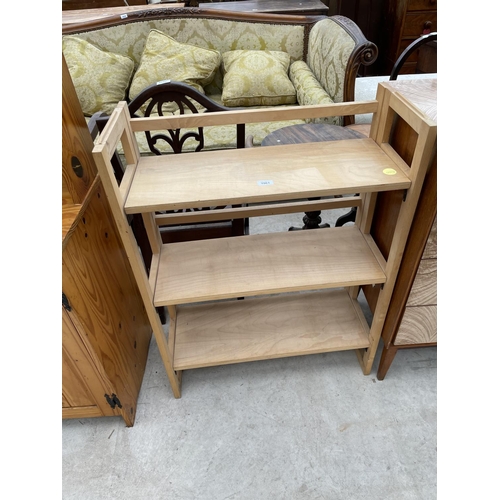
[62,308,116,419]
[62,348,98,409]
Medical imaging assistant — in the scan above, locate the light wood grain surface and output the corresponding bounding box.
[174,289,370,370]
[154,226,387,305]
[406,259,437,306]
[125,138,411,213]
[381,79,437,123]
[394,306,437,345]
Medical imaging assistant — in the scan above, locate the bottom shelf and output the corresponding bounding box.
[173,289,370,370]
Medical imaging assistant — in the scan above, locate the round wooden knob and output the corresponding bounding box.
[422,21,433,34]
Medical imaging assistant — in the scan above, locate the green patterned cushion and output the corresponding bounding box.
[129,29,221,100]
[62,36,134,116]
[289,60,333,106]
[289,60,340,126]
[221,50,297,107]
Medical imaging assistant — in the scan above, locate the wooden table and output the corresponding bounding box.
[62,2,183,26]
[261,123,365,230]
[197,0,328,16]
[62,0,147,11]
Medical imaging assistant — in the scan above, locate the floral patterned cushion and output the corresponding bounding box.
[62,36,134,116]
[221,50,297,107]
[129,29,221,100]
[74,15,359,151]
[70,18,305,96]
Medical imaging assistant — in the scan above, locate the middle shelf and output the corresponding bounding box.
[154,225,386,306]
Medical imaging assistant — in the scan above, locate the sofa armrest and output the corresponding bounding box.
[307,16,377,126]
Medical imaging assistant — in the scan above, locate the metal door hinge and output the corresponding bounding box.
[62,293,71,311]
[105,393,122,409]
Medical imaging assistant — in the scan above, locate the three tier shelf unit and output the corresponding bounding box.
[92,86,437,398]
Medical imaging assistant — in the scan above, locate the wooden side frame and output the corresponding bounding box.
[355,87,437,374]
[92,102,182,398]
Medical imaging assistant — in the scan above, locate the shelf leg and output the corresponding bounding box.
[355,348,367,372]
[151,313,182,398]
[167,305,178,360]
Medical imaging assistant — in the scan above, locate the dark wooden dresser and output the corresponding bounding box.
[379,0,437,75]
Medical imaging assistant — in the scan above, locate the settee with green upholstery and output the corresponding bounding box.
[62,8,377,154]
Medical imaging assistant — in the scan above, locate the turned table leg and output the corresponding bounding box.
[261,123,365,232]
[289,198,330,230]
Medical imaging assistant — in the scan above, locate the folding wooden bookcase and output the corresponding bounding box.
[92,88,437,398]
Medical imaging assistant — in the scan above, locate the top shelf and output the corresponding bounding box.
[124,138,410,214]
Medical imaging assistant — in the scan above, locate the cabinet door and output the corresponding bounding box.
[62,308,117,420]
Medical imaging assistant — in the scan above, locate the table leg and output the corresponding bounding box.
[289,198,330,231]
[335,207,357,227]
[260,123,365,232]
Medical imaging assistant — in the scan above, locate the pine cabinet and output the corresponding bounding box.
[62,55,152,426]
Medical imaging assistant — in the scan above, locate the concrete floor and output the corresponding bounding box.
[62,75,437,499]
[62,209,437,500]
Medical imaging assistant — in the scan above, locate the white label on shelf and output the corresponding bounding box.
[257,180,274,186]
[120,14,128,19]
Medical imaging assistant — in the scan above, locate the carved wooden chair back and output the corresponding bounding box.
[91,81,249,246]
[127,80,246,153]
